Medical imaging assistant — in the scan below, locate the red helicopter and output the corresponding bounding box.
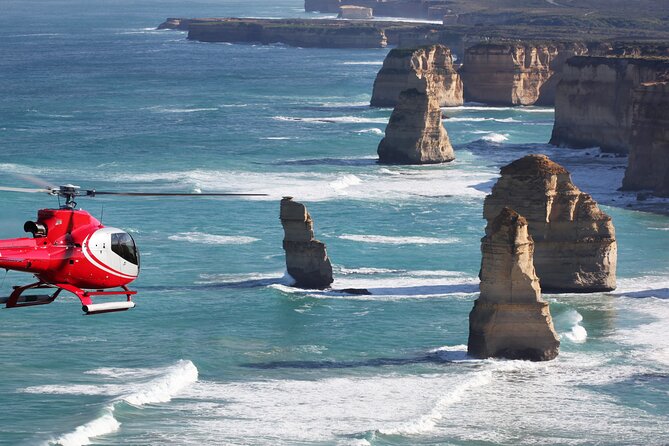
[0,184,264,315]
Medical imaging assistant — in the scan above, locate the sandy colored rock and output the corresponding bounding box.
[484,154,617,292]
[468,207,560,361]
[550,56,669,153]
[377,88,455,164]
[280,198,333,289]
[460,43,560,106]
[371,44,463,107]
[622,81,669,197]
[338,5,373,19]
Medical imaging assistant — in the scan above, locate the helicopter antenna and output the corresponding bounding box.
[100,204,104,224]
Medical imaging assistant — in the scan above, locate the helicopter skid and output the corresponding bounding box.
[3,281,137,315]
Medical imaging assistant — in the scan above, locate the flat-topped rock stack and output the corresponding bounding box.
[377,88,455,164]
[468,207,560,361]
[622,81,669,197]
[370,44,463,107]
[280,198,333,289]
[484,155,617,292]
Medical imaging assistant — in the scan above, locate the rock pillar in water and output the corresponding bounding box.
[377,88,455,164]
[280,197,333,289]
[484,154,617,292]
[468,207,560,361]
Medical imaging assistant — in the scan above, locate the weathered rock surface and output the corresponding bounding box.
[371,44,463,107]
[468,207,560,361]
[550,56,669,153]
[460,43,586,106]
[484,155,617,292]
[338,5,373,19]
[622,81,669,197]
[377,88,455,164]
[280,197,333,289]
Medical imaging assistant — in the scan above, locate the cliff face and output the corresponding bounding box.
[280,198,333,289]
[622,81,669,197]
[377,88,455,164]
[460,44,555,106]
[371,44,463,107]
[484,155,617,293]
[187,19,387,48]
[468,207,560,361]
[550,56,669,153]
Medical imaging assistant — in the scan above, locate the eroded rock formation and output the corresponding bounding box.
[460,43,558,106]
[468,207,560,361]
[371,44,463,107]
[280,197,333,289]
[377,88,455,164]
[338,5,373,19]
[622,81,669,197]
[550,56,669,153]
[484,155,617,292]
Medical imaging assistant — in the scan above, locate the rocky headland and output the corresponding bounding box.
[280,197,334,289]
[377,88,455,164]
[550,56,669,153]
[484,155,617,293]
[622,81,669,197]
[370,44,463,107]
[468,207,560,361]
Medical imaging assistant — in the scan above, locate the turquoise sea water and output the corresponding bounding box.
[1,1,668,445]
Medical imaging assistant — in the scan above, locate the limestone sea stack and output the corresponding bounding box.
[484,155,617,292]
[550,56,669,153]
[468,207,560,361]
[460,43,554,106]
[280,197,333,289]
[370,44,463,107]
[377,88,455,164]
[622,81,669,197]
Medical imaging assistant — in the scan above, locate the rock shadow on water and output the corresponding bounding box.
[304,283,479,298]
[242,348,469,370]
[611,288,669,299]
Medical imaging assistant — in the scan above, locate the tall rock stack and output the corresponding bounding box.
[370,44,463,107]
[459,43,554,106]
[280,197,333,289]
[622,81,669,197]
[484,155,617,292]
[377,88,455,164]
[468,207,560,361]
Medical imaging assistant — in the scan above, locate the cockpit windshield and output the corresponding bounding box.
[111,232,139,265]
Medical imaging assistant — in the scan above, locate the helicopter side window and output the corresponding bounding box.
[111,233,139,265]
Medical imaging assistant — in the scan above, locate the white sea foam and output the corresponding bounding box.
[478,133,509,143]
[329,174,363,191]
[168,232,259,245]
[354,128,384,135]
[445,117,521,123]
[149,106,218,113]
[261,136,293,140]
[339,234,459,245]
[273,115,388,124]
[45,360,198,446]
[561,310,588,343]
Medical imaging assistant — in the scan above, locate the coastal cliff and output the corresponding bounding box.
[280,198,334,289]
[622,81,669,197]
[185,18,387,48]
[550,56,669,153]
[484,155,617,293]
[459,43,586,106]
[377,88,455,164]
[468,207,560,361]
[370,44,463,107]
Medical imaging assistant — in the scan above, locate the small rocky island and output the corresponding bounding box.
[377,88,455,164]
[484,155,617,292]
[468,207,560,361]
[280,197,333,289]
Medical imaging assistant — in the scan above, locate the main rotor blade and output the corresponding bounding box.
[0,186,52,194]
[90,191,268,197]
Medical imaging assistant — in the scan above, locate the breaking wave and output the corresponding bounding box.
[339,234,459,245]
[273,115,388,124]
[168,232,259,245]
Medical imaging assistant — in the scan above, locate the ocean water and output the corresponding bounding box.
[1,1,668,445]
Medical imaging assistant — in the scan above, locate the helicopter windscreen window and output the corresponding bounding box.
[111,233,139,265]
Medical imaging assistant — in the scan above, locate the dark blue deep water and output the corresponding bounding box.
[1,1,668,445]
